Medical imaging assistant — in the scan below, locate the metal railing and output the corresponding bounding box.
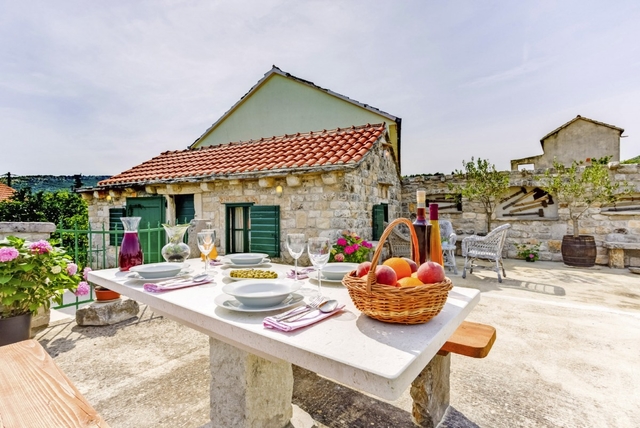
[52,222,167,310]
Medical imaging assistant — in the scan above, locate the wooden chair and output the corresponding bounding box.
[461,224,511,282]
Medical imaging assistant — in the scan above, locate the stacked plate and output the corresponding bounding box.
[221,253,271,268]
[215,279,302,312]
[128,263,190,281]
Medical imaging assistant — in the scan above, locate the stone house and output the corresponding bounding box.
[79,67,402,266]
[510,115,625,170]
[80,123,400,265]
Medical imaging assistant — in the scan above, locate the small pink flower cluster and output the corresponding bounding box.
[28,240,53,254]
[330,230,372,263]
[0,247,19,262]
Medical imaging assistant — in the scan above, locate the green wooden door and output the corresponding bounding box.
[250,205,280,257]
[126,196,165,263]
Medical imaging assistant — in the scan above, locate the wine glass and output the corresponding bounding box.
[307,237,331,297]
[197,230,216,275]
[286,233,306,283]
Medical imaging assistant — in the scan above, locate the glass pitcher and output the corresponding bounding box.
[119,217,144,271]
[161,223,191,263]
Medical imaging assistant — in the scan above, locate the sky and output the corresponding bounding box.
[1,0,639,177]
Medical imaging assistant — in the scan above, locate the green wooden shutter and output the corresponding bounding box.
[175,195,195,224]
[249,205,280,257]
[109,208,126,246]
[126,196,166,263]
[372,204,388,240]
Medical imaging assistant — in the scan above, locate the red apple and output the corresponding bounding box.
[402,257,418,273]
[375,265,398,287]
[417,261,445,284]
[356,261,372,277]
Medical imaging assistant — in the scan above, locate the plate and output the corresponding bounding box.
[307,270,345,284]
[321,263,359,280]
[214,293,304,313]
[221,259,271,268]
[125,269,192,282]
[221,280,301,307]
[223,269,284,281]
[224,253,269,265]
[129,262,185,279]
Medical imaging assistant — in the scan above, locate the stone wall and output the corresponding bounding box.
[401,164,640,266]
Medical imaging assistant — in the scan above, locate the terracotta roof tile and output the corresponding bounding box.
[99,123,386,186]
[0,183,15,201]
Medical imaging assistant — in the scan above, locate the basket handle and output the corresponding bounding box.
[366,218,421,292]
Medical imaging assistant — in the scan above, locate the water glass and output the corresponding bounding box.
[286,233,306,283]
[307,237,331,296]
[197,230,216,274]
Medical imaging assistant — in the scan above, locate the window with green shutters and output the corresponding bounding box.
[225,204,280,258]
[109,208,126,246]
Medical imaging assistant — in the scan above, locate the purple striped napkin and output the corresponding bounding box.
[263,304,344,332]
[286,267,316,280]
[143,278,212,293]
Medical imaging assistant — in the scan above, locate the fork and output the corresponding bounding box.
[273,295,323,321]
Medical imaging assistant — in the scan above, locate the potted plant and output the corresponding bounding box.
[0,236,89,345]
[537,157,632,267]
[330,231,373,263]
[515,243,540,262]
[448,157,511,233]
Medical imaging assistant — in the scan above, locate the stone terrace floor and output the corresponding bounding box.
[37,260,640,428]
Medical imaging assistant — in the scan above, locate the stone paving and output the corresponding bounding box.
[36,260,640,427]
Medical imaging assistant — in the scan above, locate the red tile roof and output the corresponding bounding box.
[0,183,15,201]
[99,123,387,187]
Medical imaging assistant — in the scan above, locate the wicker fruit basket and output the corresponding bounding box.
[342,218,453,324]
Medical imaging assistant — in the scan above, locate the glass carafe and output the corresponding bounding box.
[161,223,191,263]
[119,217,144,271]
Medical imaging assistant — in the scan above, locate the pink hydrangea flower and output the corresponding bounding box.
[334,253,345,262]
[362,241,373,249]
[75,281,90,296]
[344,245,356,255]
[29,240,53,254]
[66,263,78,276]
[83,267,92,280]
[0,247,19,262]
[336,238,348,246]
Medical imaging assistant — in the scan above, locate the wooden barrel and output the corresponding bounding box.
[561,235,596,267]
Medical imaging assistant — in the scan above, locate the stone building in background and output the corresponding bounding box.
[510,115,625,170]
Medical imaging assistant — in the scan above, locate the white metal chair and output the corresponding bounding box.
[461,224,511,283]
[440,220,458,274]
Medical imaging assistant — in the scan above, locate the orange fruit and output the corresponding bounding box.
[383,257,412,280]
[397,277,424,288]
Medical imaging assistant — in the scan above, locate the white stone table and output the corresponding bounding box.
[88,259,480,427]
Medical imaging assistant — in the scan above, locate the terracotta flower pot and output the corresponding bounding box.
[95,288,121,301]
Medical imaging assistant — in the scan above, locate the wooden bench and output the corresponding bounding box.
[439,320,496,358]
[0,339,109,428]
[411,321,496,426]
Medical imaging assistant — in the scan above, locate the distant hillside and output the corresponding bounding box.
[0,175,111,193]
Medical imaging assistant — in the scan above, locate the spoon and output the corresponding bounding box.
[283,299,339,323]
[190,273,210,282]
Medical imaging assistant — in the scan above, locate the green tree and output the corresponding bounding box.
[448,157,510,232]
[537,157,632,237]
[0,188,89,264]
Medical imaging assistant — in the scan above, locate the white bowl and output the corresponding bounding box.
[222,280,301,307]
[225,253,269,265]
[129,263,184,279]
[321,263,360,280]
